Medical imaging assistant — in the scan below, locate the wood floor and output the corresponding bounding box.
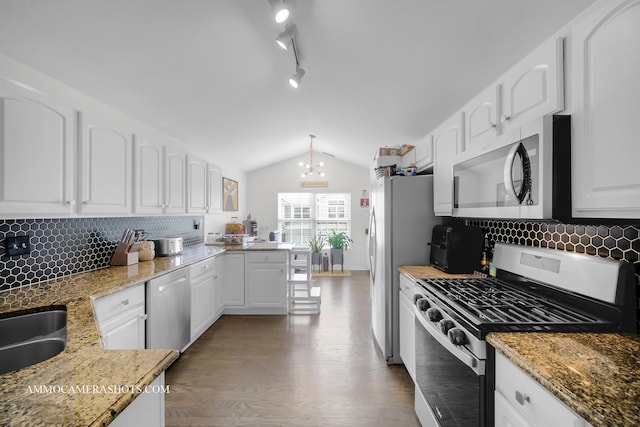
[165,270,420,427]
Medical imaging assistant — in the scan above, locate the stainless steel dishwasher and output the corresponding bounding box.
[146,268,190,352]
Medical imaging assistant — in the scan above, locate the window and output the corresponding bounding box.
[278,192,351,245]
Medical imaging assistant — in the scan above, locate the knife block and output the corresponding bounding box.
[110,242,139,266]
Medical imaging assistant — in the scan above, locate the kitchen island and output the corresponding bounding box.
[488,332,640,427]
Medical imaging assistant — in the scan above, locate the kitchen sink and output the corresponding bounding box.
[0,309,67,374]
[0,338,67,374]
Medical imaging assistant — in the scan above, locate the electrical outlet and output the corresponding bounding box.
[6,235,31,257]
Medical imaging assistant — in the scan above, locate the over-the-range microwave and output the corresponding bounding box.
[452,115,571,220]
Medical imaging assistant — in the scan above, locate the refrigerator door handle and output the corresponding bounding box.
[369,207,376,281]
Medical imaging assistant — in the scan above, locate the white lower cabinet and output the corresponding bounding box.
[399,274,416,382]
[220,252,245,306]
[245,251,287,314]
[110,372,166,427]
[189,257,219,342]
[93,284,146,350]
[495,352,593,427]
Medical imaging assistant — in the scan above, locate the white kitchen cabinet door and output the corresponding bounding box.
[245,252,287,313]
[100,308,146,350]
[207,164,222,214]
[93,284,146,350]
[463,84,502,153]
[79,113,132,214]
[110,373,165,427]
[0,80,75,215]
[404,134,434,172]
[164,146,187,214]
[433,112,464,216]
[221,252,245,306]
[190,258,218,342]
[214,256,225,315]
[398,275,416,383]
[501,37,564,132]
[133,136,164,214]
[495,352,590,427]
[187,155,207,214]
[572,0,640,218]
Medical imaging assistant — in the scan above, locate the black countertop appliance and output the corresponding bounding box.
[428,224,484,273]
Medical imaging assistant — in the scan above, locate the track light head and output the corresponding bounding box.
[289,68,305,88]
[275,23,296,50]
[270,0,289,23]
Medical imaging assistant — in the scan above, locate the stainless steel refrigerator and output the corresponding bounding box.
[369,174,439,364]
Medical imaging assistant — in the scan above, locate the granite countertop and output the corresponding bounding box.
[488,332,640,426]
[206,241,297,251]
[0,244,225,426]
[398,265,478,280]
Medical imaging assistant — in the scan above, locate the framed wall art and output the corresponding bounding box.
[223,177,239,211]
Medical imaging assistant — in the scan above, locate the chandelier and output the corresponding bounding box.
[299,134,325,177]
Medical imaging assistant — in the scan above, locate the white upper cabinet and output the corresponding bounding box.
[404,134,434,172]
[0,80,75,215]
[133,135,164,214]
[164,146,187,214]
[207,164,222,214]
[501,37,565,132]
[433,112,465,216]
[572,0,640,218]
[186,155,207,214]
[463,84,502,152]
[78,112,132,214]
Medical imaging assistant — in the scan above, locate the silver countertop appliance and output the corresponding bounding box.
[153,237,183,256]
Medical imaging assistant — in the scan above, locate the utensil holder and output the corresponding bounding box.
[110,242,139,266]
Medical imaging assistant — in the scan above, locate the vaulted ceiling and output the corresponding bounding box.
[0,0,596,171]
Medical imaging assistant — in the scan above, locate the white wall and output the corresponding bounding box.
[0,52,247,230]
[247,154,371,271]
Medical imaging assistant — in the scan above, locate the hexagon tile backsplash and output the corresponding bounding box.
[467,219,640,331]
[0,216,204,292]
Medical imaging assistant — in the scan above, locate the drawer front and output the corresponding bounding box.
[495,352,580,427]
[189,257,217,280]
[246,251,286,264]
[94,284,145,322]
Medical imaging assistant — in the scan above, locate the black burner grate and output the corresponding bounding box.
[421,277,599,324]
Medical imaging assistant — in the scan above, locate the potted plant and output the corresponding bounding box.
[307,235,326,269]
[327,230,353,272]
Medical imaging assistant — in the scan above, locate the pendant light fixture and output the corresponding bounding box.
[299,134,325,177]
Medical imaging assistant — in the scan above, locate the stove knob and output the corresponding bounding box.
[413,294,422,304]
[426,307,442,322]
[416,298,430,312]
[439,319,455,335]
[448,327,467,345]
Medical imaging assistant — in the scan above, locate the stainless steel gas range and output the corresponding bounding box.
[413,242,636,427]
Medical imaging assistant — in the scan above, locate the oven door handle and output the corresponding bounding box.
[415,308,485,376]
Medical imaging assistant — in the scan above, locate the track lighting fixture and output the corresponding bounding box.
[275,23,296,50]
[269,0,306,88]
[270,0,289,23]
[289,67,305,88]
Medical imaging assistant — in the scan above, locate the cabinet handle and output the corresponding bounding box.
[491,122,497,128]
[121,299,129,306]
[66,200,76,205]
[82,200,89,205]
[515,390,530,405]
[501,114,511,123]
[140,314,148,320]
